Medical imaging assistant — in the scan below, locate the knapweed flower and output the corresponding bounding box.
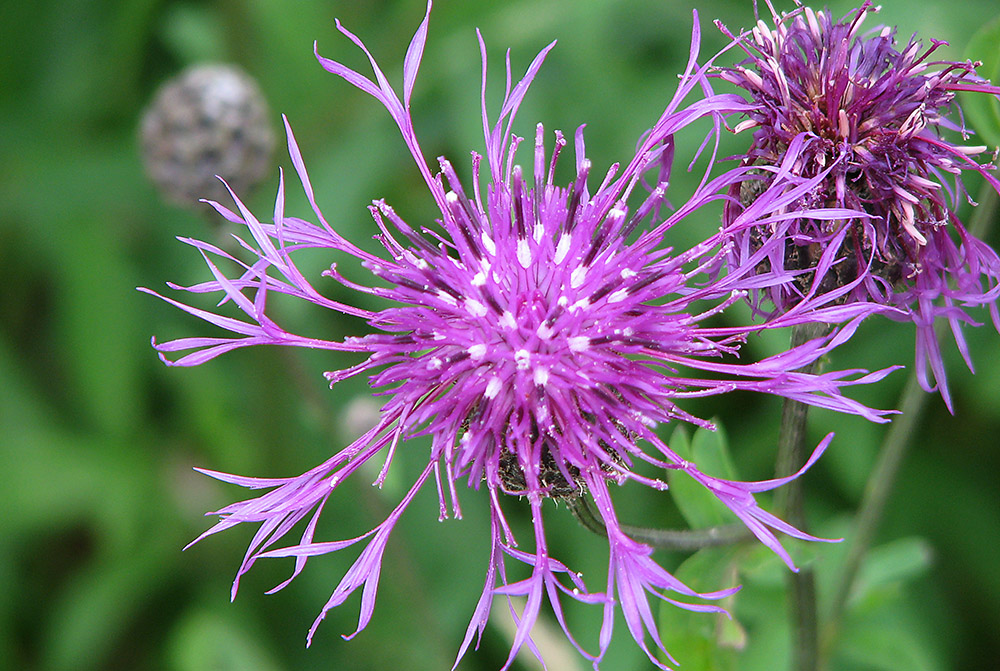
[142,4,895,669]
[715,0,1000,410]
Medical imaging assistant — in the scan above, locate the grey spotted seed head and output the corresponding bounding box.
[140,63,275,208]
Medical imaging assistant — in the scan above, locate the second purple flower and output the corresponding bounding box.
[716,0,1000,409]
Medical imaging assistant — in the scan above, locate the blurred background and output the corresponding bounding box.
[2,1,999,670]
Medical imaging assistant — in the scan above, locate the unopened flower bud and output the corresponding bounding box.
[140,64,275,207]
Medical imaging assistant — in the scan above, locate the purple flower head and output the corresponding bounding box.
[715,0,1000,410]
[142,3,896,668]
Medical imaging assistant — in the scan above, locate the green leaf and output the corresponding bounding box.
[836,613,941,671]
[690,422,738,481]
[962,15,1000,149]
[667,423,739,529]
[857,537,933,591]
[658,547,743,671]
[720,546,795,671]
[845,536,934,615]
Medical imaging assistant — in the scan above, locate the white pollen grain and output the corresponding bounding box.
[620,268,637,279]
[568,336,589,352]
[472,272,486,286]
[743,68,764,89]
[465,298,487,317]
[484,377,501,399]
[517,239,532,268]
[436,290,457,306]
[481,231,496,256]
[607,288,628,303]
[554,233,572,264]
[533,366,549,386]
[536,323,554,340]
[468,343,487,360]
[955,144,987,155]
[427,357,442,370]
[536,405,550,423]
[402,250,419,266]
[515,349,531,370]
[500,311,517,330]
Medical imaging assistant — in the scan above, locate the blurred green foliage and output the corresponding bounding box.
[2,1,1000,670]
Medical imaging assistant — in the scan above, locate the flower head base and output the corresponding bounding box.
[143,4,895,668]
[717,0,1000,409]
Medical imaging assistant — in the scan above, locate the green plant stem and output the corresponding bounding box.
[821,370,928,660]
[775,321,830,671]
[568,495,751,551]
[822,181,999,664]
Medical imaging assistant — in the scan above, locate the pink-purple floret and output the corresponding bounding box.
[136,2,962,669]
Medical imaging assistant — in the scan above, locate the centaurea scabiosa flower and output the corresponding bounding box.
[716,0,1000,410]
[142,4,896,668]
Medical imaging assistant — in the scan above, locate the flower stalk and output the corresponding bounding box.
[568,495,751,551]
[774,322,831,671]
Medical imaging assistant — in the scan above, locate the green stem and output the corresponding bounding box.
[568,495,751,551]
[821,371,927,659]
[822,181,999,663]
[775,321,830,671]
